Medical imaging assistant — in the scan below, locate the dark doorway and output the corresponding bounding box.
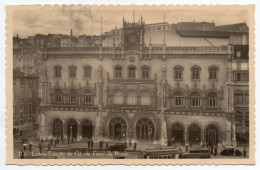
[188,124,201,144]
[52,118,63,137]
[136,118,155,141]
[109,117,127,140]
[205,124,219,146]
[171,123,184,143]
[82,120,93,139]
[67,119,78,139]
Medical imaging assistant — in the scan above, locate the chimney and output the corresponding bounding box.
[70,29,73,37]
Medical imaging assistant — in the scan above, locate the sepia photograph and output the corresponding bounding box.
[5,5,255,165]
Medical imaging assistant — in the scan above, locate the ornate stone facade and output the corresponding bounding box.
[38,19,238,147]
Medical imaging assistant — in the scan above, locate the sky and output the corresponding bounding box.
[12,5,250,38]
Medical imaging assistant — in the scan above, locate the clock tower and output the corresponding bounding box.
[122,16,145,51]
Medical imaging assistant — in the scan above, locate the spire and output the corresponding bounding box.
[163,14,166,45]
[133,10,135,23]
[100,16,103,46]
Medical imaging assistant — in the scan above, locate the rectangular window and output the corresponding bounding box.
[115,67,122,78]
[191,97,200,107]
[28,103,33,114]
[84,95,92,104]
[142,69,149,79]
[128,67,136,79]
[174,97,183,106]
[237,51,241,58]
[69,94,76,103]
[20,79,24,88]
[19,103,24,116]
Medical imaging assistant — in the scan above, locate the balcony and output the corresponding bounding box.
[44,45,229,56]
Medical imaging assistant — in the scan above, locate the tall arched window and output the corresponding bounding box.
[84,65,92,78]
[127,91,137,105]
[114,65,122,78]
[208,93,218,107]
[54,65,62,78]
[141,91,151,105]
[141,65,150,79]
[54,89,63,103]
[128,66,136,79]
[174,65,184,80]
[69,90,77,103]
[234,90,243,104]
[191,65,201,80]
[209,65,219,80]
[113,91,124,105]
[173,92,183,106]
[191,92,200,107]
[69,65,77,78]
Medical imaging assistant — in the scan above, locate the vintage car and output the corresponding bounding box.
[220,148,242,156]
[108,143,125,151]
[181,148,211,159]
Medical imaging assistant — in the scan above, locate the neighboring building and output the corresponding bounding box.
[222,23,249,142]
[37,18,241,147]
[13,70,39,133]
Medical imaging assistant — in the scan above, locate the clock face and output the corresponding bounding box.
[129,34,137,44]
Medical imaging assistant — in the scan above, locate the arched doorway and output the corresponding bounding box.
[52,118,63,137]
[67,119,78,139]
[205,124,219,146]
[188,123,201,144]
[136,118,155,141]
[81,119,93,139]
[109,117,127,140]
[171,122,185,143]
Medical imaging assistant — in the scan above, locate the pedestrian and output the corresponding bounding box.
[39,143,42,153]
[68,137,70,144]
[172,137,175,145]
[210,145,214,154]
[91,139,94,147]
[214,146,218,156]
[185,143,189,152]
[129,139,132,146]
[29,143,32,152]
[243,146,247,158]
[105,142,108,151]
[99,141,102,150]
[54,141,56,147]
[88,140,90,149]
[124,141,127,149]
[20,150,24,159]
[48,143,51,151]
[41,138,44,143]
[133,142,137,151]
[50,138,53,146]
[56,137,59,144]
[62,137,64,144]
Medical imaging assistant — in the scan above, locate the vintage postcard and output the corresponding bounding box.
[5,5,255,165]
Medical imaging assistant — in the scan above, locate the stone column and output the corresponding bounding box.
[231,112,237,147]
